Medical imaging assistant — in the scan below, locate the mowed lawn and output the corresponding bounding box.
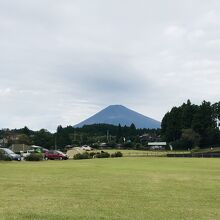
[0,158,219,220]
[67,149,188,159]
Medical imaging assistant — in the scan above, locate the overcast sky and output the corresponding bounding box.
[1,0,220,131]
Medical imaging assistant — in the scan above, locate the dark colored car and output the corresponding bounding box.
[0,148,21,161]
[45,150,68,160]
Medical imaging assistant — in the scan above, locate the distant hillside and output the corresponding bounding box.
[74,105,161,129]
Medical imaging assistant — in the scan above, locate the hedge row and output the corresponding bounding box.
[74,151,123,160]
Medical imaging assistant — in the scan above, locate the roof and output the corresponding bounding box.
[148,142,167,146]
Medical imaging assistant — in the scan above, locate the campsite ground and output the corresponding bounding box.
[0,157,219,220]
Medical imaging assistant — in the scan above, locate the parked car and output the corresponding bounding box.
[0,148,21,161]
[21,146,49,159]
[81,145,92,151]
[45,150,68,160]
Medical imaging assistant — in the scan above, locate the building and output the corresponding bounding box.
[148,142,167,150]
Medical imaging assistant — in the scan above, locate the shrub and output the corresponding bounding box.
[95,151,110,158]
[25,153,43,161]
[111,151,123,158]
[89,152,96,157]
[73,151,112,160]
[74,152,91,160]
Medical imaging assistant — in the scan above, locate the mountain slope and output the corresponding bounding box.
[74,105,161,129]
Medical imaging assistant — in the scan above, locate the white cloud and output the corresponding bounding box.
[164,25,187,38]
[0,88,12,96]
[206,39,220,48]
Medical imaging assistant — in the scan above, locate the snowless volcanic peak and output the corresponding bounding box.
[74,105,161,129]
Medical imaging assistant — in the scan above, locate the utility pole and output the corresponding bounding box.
[55,134,57,150]
[107,130,109,143]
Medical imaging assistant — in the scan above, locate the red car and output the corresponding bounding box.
[45,150,68,160]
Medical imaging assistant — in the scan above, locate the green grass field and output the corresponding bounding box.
[100,149,189,157]
[0,158,219,220]
[66,148,189,158]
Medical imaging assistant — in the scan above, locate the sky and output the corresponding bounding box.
[0,0,220,131]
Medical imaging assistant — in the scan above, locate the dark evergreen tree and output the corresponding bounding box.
[162,100,220,149]
[32,129,54,148]
[116,124,122,143]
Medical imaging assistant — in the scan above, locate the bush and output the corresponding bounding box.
[74,152,91,160]
[111,151,123,158]
[73,151,112,160]
[95,151,110,158]
[89,152,96,157]
[25,153,43,161]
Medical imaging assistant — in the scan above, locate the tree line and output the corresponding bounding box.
[161,100,220,150]
[0,124,160,149]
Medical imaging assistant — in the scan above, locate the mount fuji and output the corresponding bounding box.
[74,105,161,129]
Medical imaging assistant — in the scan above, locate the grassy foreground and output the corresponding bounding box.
[0,158,219,220]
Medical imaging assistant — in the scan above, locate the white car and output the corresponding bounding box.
[81,145,92,151]
[20,149,34,159]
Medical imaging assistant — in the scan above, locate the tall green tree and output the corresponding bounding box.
[32,129,54,148]
[162,100,220,149]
